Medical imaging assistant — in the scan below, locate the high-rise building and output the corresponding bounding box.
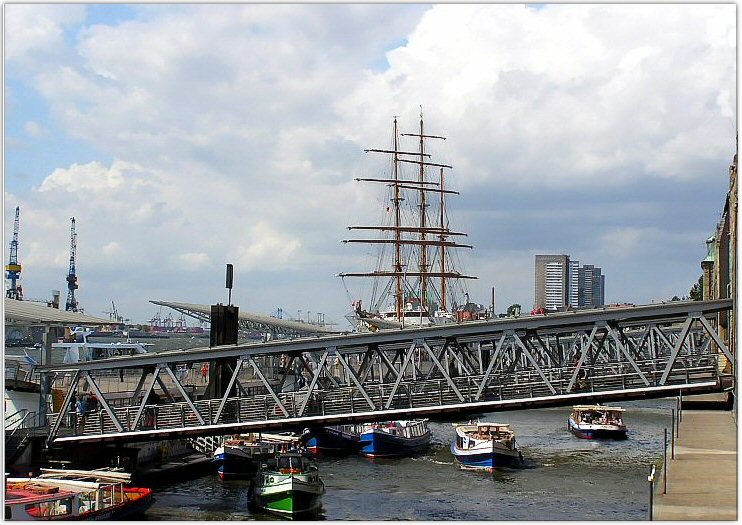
[579,264,605,308]
[535,255,605,310]
[568,259,580,308]
[534,254,570,311]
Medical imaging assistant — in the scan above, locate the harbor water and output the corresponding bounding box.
[7,337,672,520]
[144,400,672,521]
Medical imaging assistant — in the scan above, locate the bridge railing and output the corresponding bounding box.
[44,300,734,442]
[47,355,723,439]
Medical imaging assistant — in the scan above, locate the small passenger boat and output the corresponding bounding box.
[568,405,628,439]
[250,452,324,516]
[451,422,523,471]
[5,469,153,520]
[213,432,304,480]
[212,434,278,480]
[304,425,363,455]
[358,419,431,458]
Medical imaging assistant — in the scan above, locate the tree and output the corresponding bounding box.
[506,303,521,317]
[689,275,703,301]
[670,295,681,302]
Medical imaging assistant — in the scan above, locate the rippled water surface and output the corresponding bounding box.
[144,400,672,521]
[8,338,672,520]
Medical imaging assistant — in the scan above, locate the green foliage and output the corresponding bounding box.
[689,275,703,301]
[506,303,521,316]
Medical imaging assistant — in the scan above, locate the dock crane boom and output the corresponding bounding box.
[5,206,22,300]
[65,217,79,312]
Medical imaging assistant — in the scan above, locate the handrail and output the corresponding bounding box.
[5,410,40,441]
[5,408,28,422]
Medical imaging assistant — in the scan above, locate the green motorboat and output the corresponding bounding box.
[250,452,324,517]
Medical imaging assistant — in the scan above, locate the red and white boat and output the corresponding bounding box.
[5,469,153,520]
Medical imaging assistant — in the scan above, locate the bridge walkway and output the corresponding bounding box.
[41,300,734,444]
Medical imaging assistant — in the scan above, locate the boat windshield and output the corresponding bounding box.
[276,456,311,473]
[577,410,623,425]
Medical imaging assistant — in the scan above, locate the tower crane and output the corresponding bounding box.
[6,206,22,300]
[65,217,79,312]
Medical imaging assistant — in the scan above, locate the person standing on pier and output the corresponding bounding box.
[201,362,209,383]
[76,394,88,429]
[68,391,77,428]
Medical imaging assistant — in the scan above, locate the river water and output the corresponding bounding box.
[143,399,672,521]
[7,336,672,520]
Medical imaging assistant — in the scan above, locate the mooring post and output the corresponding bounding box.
[663,428,667,494]
[671,409,675,459]
[648,464,656,521]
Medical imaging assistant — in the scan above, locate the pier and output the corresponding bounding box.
[40,299,733,444]
[653,395,737,520]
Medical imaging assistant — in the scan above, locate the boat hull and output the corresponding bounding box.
[213,452,259,480]
[252,477,323,516]
[359,428,431,458]
[568,418,627,440]
[306,427,362,455]
[451,444,523,470]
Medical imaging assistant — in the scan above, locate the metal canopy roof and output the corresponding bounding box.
[150,300,340,334]
[4,298,111,326]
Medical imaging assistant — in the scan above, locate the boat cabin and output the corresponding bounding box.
[571,405,625,426]
[456,422,515,448]
[264,454,316,475]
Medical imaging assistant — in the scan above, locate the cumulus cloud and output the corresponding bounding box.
[4,4,734,322]
[233,221,302,272]
[37,160,126,193]
[4,4,86,64]
[174,252,212,270]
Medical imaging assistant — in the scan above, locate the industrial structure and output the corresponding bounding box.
[151,300,340,337]
[65,217,79,312]
[534,254,605,311]
[6,206,22,300]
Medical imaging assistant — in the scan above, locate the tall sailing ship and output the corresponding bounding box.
[340,112,488,330]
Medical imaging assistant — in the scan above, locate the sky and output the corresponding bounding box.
[4,4,736,327]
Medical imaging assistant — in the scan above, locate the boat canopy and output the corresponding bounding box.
[572,405,625,412]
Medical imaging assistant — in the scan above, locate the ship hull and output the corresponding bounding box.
[359,428,431,458]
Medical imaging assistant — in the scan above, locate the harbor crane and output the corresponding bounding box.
[65,217,79,312]
[5,206,22,300]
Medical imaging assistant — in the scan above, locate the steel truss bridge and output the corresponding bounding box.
[44,299,734,445]
[150,300,340,337]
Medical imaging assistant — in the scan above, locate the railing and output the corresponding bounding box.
[5,409,41,439]
[5,361,39,384]
[188,435,224,456]
[47,356,723,439]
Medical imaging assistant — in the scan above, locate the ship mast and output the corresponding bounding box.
[392,117,403,320]
[440,167,447,311]
[340,113,476,321]
[417,114,427,309]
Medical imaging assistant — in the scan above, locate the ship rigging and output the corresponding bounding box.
[340,112,484,329]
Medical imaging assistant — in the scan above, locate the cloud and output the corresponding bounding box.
[37,160,126,193]
[5,4,86,65]
[174,252,212,270]
[233,221,302,272]
[24,121,45,138]
[102,242,124,257]
[4,4,734,323]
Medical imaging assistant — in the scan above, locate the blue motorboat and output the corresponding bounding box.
[568,405,628,439]
[358,419,431,458]
[305,425,363,455]
[213,433,301,480]
[451,422,523,471]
